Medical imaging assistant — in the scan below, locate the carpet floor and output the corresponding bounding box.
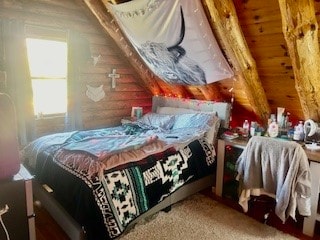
[119,193,298,240]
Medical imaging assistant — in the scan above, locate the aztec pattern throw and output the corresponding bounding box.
[23,126,215,239]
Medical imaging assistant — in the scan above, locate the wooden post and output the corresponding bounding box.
[203,0,271,123]
[78,0,163,95]
[278,0,320,121]
[79,0,191,98]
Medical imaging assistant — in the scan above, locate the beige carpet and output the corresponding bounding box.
[119,193,298,240]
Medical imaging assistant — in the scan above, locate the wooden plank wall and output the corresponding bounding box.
[234,0,300,114]
[0,0,152,137]
[230,0,309,122]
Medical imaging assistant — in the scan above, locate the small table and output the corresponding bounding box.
[121,117,136,124]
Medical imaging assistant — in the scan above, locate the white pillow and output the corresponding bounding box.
[156,106,198,115]
[172,113,213,129]
[172,113,220,144]
[137,113,175,130]
[156,107,221,144]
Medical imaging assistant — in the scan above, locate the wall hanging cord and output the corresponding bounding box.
[0,204,10,240]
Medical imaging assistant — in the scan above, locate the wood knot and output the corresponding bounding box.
[259,26,263,33]
[268,99,274,104]
[310,24,316,31]
[298,31,304,39]
[225,12,231,19]
[280,44,287,50]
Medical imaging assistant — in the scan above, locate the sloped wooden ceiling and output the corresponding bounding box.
[79,0,320,125]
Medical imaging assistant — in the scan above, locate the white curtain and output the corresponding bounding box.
[108,0,233,85]
[2,20,35,146]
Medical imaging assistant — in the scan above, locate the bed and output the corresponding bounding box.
[21,96,231,240]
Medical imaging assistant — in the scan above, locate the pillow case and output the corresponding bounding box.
[172,113,213,129]
[156,106,198,115]
[172,113,221,144]
[137,113,175,130]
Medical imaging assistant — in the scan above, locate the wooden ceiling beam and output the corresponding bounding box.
[198,84,224,102]
[80,0,233,102]
[78,0,164,96]
[80,0,192,99]
[278,0,320,121]
[202,0,271,123]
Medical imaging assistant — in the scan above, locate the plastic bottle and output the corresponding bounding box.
[268,119,279,138]
[293,121,304,141]
[242,120,250,137]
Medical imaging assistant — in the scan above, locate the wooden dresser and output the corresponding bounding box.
[0,165,35,240]
[215,138,320,238]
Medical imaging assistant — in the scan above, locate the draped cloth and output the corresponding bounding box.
[236,136,311,223]
[1,20,35,146]
[107,0,233,85]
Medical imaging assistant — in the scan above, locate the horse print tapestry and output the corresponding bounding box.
[108,0,234,85]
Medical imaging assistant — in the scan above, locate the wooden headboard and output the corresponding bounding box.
[152,96,231,129]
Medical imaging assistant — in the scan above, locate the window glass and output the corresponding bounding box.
[26,38,67,116]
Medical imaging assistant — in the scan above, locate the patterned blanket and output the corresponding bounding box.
[22,125,215,240]
[63,134,159,159]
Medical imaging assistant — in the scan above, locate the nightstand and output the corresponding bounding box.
[0,164,35,240]
[121,117,136,124]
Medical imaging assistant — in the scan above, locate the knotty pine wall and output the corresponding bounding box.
[232,0,302,120]
[228,0,320,125]
[0,0,152,137]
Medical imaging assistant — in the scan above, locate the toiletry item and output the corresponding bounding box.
[242,120,250,137]
[277,107,285,125]
[250,121,257,137]
[268,120,279,137]
[250,127,255,137]
[293,121,304,141]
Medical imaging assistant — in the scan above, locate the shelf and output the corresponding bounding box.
[215,138,247,197]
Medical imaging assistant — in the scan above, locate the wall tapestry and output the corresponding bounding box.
[108,0,234,85]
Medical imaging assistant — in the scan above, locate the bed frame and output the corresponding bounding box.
[32,96,231,240]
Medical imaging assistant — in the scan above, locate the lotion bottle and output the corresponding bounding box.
[242,120,250,137]
[268,120,279,138]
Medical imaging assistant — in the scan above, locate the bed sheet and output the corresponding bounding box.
[22,123,215,239]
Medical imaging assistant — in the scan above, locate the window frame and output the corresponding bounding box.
[25,25,68,119]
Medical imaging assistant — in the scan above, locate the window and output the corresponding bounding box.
[26,38,68,117]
